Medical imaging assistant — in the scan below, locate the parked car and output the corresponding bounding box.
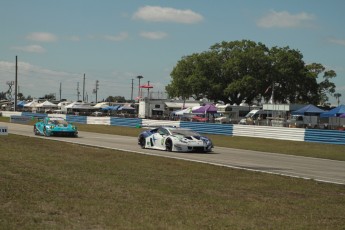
[138,126,213,153]
[33,117,78,137]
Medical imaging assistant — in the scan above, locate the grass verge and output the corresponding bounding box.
[0,134,344,229]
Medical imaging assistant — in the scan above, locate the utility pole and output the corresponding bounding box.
[93,80,99,103]
[137,75,143,100]
[77,82,81,101]
[131,79,134,101]
[59,82,62,101]
[83,73,85,102]
[14,56,18,111]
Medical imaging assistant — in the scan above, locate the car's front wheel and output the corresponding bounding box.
[33,126,39,135]
[165,138,173,152]
[43,127,49,137]
[139,136,146,148]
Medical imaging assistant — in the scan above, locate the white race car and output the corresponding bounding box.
[138,127,213,153]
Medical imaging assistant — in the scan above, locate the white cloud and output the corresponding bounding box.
[140,31,168,40]
[11,45,45,53]
[104,32,129,41]
[257,10,315,28]
[329,38,345,46]
[133,6,203,24]
[26,32,58,42]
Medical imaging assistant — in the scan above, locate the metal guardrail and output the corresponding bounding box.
[180,121,233,136]
[110,117,141,128]
[66,115,87,124]
[305,129,345,145]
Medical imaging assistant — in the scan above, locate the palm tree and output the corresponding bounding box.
[334,93,342,106]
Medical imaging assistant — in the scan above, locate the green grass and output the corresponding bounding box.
[0,135,344,229]
[1,116,345,161]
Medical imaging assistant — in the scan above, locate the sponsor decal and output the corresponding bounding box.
[10,115,31,124]
[0,126,8,135]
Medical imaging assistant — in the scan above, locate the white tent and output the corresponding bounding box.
[65,101,95,109]
[94,102,110,108]
[36,100,58,108]
[24,101,39,108]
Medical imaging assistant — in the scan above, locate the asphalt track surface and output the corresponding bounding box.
[2,122,345,185]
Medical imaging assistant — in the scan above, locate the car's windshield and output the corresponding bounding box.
[170,129,199,137]
[49,119,68,125]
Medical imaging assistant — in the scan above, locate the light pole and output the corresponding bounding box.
[137,75,143,99]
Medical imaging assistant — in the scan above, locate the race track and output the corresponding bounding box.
[2,121,345,185]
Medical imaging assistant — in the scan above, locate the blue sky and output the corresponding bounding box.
[1,0,345,104]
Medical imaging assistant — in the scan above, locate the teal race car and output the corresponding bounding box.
[34,117,78,137]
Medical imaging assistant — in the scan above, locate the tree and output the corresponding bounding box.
[26,95,33,101]
[167,40,272,104]
[0,92,7,100]
[17,93,25,101]
[334,93,342,106]
[167,39,338,105]
[304,63,336,105]
[43,93,56,101]
[105,96,126,103]
[166,53,207,102]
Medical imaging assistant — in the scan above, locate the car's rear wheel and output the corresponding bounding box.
[139,136,146,148]
[165,139,173,152]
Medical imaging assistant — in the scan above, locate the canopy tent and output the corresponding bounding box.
[291,104,325,116]
[101,105,121,111]
[172,106,201,116]
[65,101,96,110]
[36,100,57,108]
[17,101,26,108]
[320,105,345,118]
[192,104,218,114]
[118,105,135,111]
[57,101,72,107]
[94,102,110,108]
[24,101,38,108]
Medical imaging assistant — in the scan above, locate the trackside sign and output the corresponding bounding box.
[0,126,8,135]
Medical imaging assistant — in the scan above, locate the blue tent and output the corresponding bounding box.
[101,105,121,111]
[17,101,26,108]
[291,104,325,116]
[320,105,345,118]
